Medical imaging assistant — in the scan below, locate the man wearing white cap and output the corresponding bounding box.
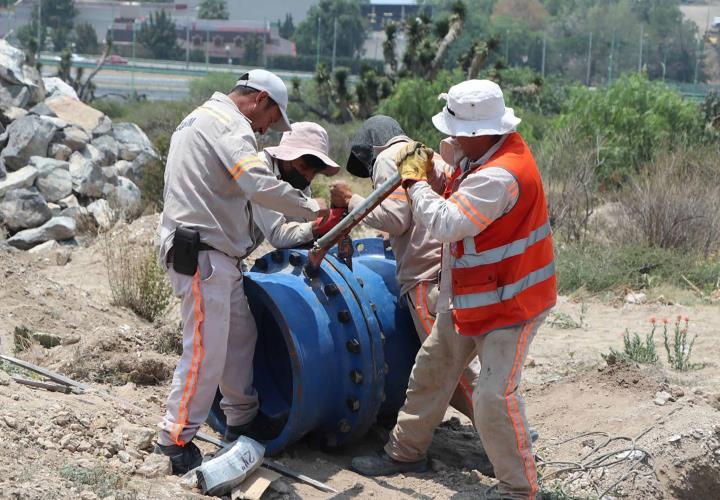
[247,122,344,252]
[352,80,556,500]
[155,70,328,474]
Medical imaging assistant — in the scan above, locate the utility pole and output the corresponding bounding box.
[205,28,210,71]
[638,24,644,73]
[586,31,592,86]
[185,23,190,69]
[541,31,546,78]
[131,19,138,97]
[36,0,41,53]
[694,37,703,84]
[331,17,338,72]
[608,31,615,84]
[505,29,509,63]
[315,16,321,68]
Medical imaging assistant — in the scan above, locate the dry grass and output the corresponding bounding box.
[536,123,601,244]
[617,146,720,255]
[101,230,173,323]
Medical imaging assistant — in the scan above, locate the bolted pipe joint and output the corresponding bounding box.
[207,238,420,454]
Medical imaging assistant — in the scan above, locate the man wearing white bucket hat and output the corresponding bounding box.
[155,70,328,474]
[352,80,556,500]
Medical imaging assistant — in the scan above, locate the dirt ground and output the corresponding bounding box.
[1,216,719,500]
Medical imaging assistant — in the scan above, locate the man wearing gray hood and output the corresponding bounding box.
[330,115,480,422]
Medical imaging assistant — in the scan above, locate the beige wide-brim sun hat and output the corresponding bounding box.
[264,122,340,176]
[432,79,521,137]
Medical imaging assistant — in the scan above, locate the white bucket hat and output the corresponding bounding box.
[235,69,292,132]
[264,122,340,176]
[432,80,521,137]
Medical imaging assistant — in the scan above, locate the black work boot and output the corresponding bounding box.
[351,452,427,476]
[224,412,285,442]
[154,441,203,475]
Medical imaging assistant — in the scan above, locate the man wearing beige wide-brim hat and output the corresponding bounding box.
[244,122,345,256]
[353,80,556,500]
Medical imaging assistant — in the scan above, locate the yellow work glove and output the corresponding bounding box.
[394,141,434,187]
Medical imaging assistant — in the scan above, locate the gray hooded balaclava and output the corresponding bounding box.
[346,115,405,178]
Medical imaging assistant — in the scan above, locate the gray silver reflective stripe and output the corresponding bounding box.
[452,221,552,269]
[463,237,477,254]
[453,261,556,310]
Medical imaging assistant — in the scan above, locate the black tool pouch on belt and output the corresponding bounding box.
[172,226,200,276]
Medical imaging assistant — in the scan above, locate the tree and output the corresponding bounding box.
[557,74,706,185]
[41,0,77,51]
[75,22,99,55]
[279,14,295,39]
[137,10,181,60]
[198,0,229,20]
[383,22,398,76]
[242,34,263,66]
[293,0,367,60]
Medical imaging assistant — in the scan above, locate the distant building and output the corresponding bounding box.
[361,0,424,31]
[111,17,295,62]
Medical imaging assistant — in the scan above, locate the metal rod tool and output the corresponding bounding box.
[305,171,402,275]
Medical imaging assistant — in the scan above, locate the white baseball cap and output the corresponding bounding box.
[235,69,292,132]
[432,80,521,137]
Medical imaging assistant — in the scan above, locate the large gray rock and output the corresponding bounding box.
[0,105,27,124]
[69,152,104,198]
[125,151,157,183]
[87,199,115,230]
[36,167,72,203]
[91,135,119,165]
[29,101,57,117]
[113,160,133,179]
[0,115,57,171]
[28,156,70,174]
[0,40,45,105]
[0,188,51,231]
[92,115,113,138]
[7,216,76,250]
[45,95,107,135]
[58,194,79,209]
[39,115,69,130]
[108,176,143,219]
[81,143,107,166]
[113,123,157,160]
[58,126,91,151]
[48,143,72,161]
[42,77,79,100]
[0,166,38,197]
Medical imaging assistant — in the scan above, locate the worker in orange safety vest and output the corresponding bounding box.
[352,80,556,500]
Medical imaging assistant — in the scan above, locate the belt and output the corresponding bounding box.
[198,242,216,252]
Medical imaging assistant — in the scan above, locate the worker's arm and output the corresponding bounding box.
[216,128,323,219]
[407,167,519,243]
[345,155,411,236]
[252,204,315,249]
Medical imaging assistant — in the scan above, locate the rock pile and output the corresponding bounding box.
[0,40,159,251]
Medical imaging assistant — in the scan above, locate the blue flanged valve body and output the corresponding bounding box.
[207,237,421,454]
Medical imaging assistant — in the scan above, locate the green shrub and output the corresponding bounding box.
[103,233,173,323]
[555,242,720,295]
[662,316,701,371]
[603,327,658,365]
[188,72,238,105]
[60,464,135,499]
[555,74,706,186]
[377,70,465,147]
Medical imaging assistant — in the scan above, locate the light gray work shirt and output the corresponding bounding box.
[157,92,319,262]
[247,151,315,253]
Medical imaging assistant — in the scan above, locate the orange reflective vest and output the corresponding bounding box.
[445,133,556,336]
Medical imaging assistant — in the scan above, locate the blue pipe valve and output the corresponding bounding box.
[207,238,420,454]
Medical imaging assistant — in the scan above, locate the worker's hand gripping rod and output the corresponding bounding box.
[305,171,402,276]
